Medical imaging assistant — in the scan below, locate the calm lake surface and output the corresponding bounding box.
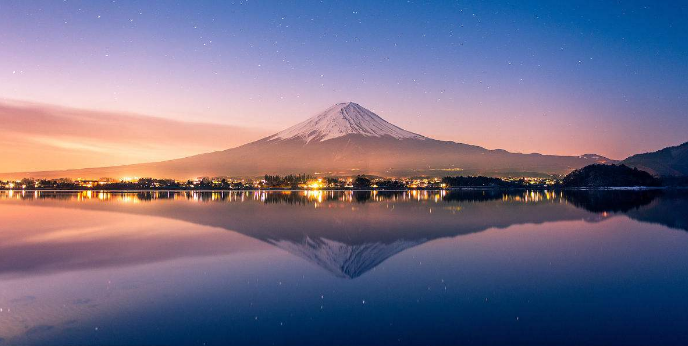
[1,189,687,345]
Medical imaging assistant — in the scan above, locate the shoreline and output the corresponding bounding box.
[0,186,682,193]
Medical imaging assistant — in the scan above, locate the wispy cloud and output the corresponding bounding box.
[0,100,271,172]
[28,136,120,154]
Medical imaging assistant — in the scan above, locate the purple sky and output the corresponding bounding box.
[1,0,687,170]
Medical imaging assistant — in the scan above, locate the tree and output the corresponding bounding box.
[353,175,371,189]
[562,164,661,187]
[20,178,36,189]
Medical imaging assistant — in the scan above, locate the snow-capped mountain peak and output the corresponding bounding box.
[268,102,426,143]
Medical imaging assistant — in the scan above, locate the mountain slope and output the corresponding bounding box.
[623,141,688,176]
[0,102,613,179]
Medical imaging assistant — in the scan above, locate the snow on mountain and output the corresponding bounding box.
[267,102,426,143]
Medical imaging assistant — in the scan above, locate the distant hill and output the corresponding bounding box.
[562,164,661,188]
[0,102,613,180]
[623,141,688,176]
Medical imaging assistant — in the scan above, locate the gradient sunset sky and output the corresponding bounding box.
[1,0,687,171]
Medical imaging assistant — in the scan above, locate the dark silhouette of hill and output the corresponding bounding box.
[623,141,688,176]
[562,164,661,187]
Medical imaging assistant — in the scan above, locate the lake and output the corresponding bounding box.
[0,189,687,345]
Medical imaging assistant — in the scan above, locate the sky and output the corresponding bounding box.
[0,101,268,172]
[1,0,687,171]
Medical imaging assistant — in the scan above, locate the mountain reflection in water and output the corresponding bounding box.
[1,189,685,279]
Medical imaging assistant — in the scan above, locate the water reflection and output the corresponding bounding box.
[563,190,662,212]
[1,190,688,345]
[1,189,686,280]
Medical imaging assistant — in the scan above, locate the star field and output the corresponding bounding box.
[1,0,687,158]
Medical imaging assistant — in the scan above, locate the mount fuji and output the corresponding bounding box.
[1,102,612,179]
[267,102,426,143]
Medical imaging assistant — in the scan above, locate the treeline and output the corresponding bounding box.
[263,174,313,187]
[3,166,686,191]
[350,176,424,189]
[560,164,688,188]
[0,175,543,190]
[561,164,661,188]
[441,176,525,188]
[1,178,255,190]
